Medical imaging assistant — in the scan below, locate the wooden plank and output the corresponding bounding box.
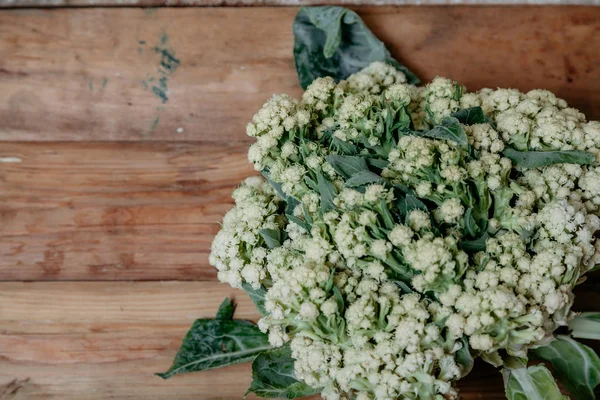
[0,281,513,399]
[1,0,599,7]
[1,7,600,142]
[0,281,276,400]
[0,142,254,281]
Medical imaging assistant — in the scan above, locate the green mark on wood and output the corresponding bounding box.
[88,79,93,92]
[139,32,180,104]
[102,78,108,88]
[144,8,156,15]
[155,48,180,73]
[151,86,168,103]
[150,114,160,131]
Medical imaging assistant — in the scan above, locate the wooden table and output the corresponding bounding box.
[0,4,599,399]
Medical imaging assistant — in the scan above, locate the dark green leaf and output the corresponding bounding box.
[345,170,382,187]
[452,107,486,125]
[379,198,396,230]
[325,155,369,178]
[530,335,600,400]
[463,208,481,237]
[367,158,389,169]
[455,337,474,378]
[293,6,419,89]
[242,283,269,317]
[332,285,345,314]
[503,365,567,400]
[391,106,413,132]
[396,194,428,221]
[331,137,359,155]
[216,298,235,320]
[286,214,311,232]
[391,280,413,294]
[458,232,489,253]
[385,253,414,283]
[317,172,337,213]
[503,148,595,169]
[285,196,300,216]
[420,117,468,147]
[246,345,320,399]
[259,229,283,249]
[157,319,271,379]
[304,176,319,192]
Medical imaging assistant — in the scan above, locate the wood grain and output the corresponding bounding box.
[1,7,600,142]
[1,0,599,8]
[0,142,254,281]
[0,281,273,400]
[0,281,507,400]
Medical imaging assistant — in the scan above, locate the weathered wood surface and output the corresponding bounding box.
[1,6,600,400]
[0,282,280,400]
[1,0,599,7]
[1,7,600,141]
[0,142,252,281]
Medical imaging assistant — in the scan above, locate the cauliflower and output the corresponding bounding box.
[208,62,600,400]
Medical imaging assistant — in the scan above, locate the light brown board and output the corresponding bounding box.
[0,142,253,281]
[0,282,284,400]
[1,0,599,7]
[1,7,600,141]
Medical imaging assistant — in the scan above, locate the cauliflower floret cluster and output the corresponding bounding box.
[210,63,600,400]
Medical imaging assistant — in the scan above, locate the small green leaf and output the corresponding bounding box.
[455,337,474,377]
[391,279,413,294]
[304,176,319,192]
[396,194,428,221]
[345,170,382,187]
[245,345,320,399]
[568,312,600,340]
[317,172,337,213]
[259,229,283,249]
[463,207,484,237]
[262,170,288,201]
[332,285,346,314]
[285,196,300,216]
[452,107,486,125]
[367,158,389,169]
[458,232,489,253]
[293,6,419,89]
[331,137,359,155]
[420,117,468,147]
[242,283,269,316]
[157,319,271,379]
[216,298,235,320]
[378,198,396,230]
[325,155,369,178]
[503,148,595,169]
[503,364,567,400]
[286,214,311,232]
[530,335,600,400]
